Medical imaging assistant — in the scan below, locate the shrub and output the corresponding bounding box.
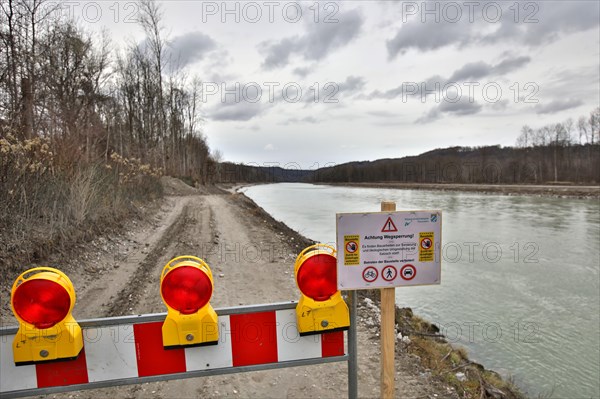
[0,133,163,283]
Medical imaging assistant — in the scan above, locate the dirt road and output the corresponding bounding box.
[1,185,457,398]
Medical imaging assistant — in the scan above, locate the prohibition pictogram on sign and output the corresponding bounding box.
[346,241,358,253]
[420,237,432,250]
[362,267,378,283]
[400,264,416,281]
[382,266,397,282]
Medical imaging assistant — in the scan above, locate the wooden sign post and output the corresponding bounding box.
[380,201,396,399]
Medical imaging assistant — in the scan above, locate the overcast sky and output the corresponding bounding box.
[77,0,599,168]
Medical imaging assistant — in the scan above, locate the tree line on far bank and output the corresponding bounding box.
[308,143,599,185]
[217,107,600,185]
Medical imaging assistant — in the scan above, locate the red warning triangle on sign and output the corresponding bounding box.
[381,217,398,232]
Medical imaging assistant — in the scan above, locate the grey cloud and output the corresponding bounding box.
[260,9,363,69]
[535,99,584,115]
[367,56,529,101]
[303,75,365,105]
[415,109,440,124]
[364,74,444,100]
[387,19,471,59]
[364,87,399,101]
[303,10,363,60]
[167,32,217,68]
[448,62,493,82]
[417,98,482,123]
[386,2,599,58]
[448,56,530,81]
[293,66,312,77]
[280,116,319,125]
[261,36,299,69]
[489,99,509,111]
[539,66,600,103]
[210,102,264,121]
[338,75,366,95]
[485,2,600,46]
[268,75,366,106]
[438,98,482,115]
[493,56,531,75]
[368,110,400,118]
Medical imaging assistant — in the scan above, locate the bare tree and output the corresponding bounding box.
[516,125,533,147]
[578,116,590,144]
[590,107,599,145]
[137,0,168,170]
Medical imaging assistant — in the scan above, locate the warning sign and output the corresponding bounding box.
[344,235,360,265]
[336,210,442,289]
[419,232,434,262]
[381,217,398,232]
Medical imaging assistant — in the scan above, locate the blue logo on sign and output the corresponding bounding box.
[430,214,437,222]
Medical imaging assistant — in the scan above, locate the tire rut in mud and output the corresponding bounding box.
[104,203,190,317]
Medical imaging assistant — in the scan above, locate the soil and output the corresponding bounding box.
[1,181,462,398]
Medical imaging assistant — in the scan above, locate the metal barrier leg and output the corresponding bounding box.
[348,291,358,399]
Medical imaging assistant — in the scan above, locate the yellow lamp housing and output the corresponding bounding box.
[160,256,218,349]
[294,244,350,336]
[10,267,83,366]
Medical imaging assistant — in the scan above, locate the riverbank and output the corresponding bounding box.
[315,182,600,198]
[0,179,525,398]
[237,189,526,399]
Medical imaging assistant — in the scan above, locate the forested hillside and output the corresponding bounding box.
[311,144,599,184]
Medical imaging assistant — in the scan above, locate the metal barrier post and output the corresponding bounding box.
[348,291,358,399]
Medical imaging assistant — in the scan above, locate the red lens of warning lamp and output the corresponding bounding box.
[160,256,219,348]
[161,266,212,314]
[296,254,338,301]
[294,244,350,336]
[12,279,71,329]
[10,267,83,365]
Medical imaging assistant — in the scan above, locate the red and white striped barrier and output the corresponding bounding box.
[0,305,345,398]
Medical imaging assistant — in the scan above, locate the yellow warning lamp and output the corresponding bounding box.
[10,267,83,365]
[160,256,218,348]
[294,244,350,336]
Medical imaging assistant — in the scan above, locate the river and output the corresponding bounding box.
[243,183,600,398]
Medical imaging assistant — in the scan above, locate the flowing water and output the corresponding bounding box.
[243,183,600,398]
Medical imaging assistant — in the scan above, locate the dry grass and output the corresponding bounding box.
[400,312,526,399]
[0,133,163,285]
